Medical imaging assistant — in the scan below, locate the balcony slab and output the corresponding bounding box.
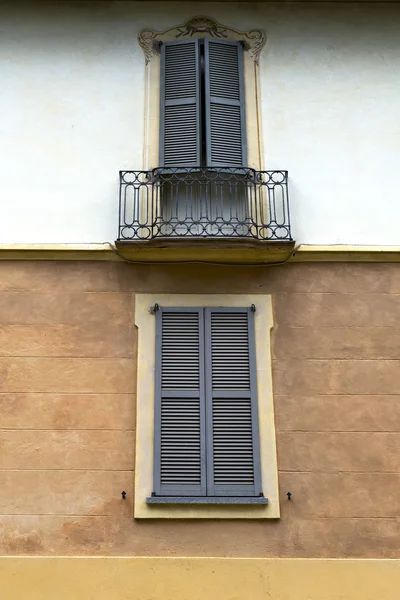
[115,238,296,264]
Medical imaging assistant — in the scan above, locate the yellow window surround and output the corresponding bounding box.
[134,294,280,519]
[138,16,267,172]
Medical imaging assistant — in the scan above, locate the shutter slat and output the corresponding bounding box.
[161,311,200,390]
[154,308,206,497]
[210,312,250,391]
[212,397,254,486]
[205,40,247,168]
[160,41,201,167]
[205,308,262,497]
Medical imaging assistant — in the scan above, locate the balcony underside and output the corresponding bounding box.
[115,237,296,264]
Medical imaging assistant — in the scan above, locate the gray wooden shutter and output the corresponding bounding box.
[204,39,247,168]
[205,308,262,497]
[154,307,206,496]
[160,40,201,168]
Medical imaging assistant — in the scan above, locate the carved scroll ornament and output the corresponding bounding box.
[138,16,266,64]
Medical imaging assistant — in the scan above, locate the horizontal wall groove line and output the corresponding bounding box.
[0,291,134,295]
[0,356,134,359]
[273,359,400,362]
[272,358,400,362]
[276,430,400,433]
[0,392,136,396]
[278,431,400,435]
[0,357,135,361]
[0,514,136,517]
[0,428,135,432]
[274,292,400,296]
[296,517,399,521]
[0,393,135,395]
[0,469,134,472]
[273,325,400,329]
[1,515,397,521]
[0,516,136,521]
[0,514,133,517]
[279,470,400,474]
[274,393,400,397]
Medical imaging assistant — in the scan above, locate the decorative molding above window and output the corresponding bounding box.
[139,16,266,173]
[138,16,266,64]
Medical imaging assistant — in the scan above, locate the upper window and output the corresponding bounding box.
[160,39,247,169]
[147,306,267,503]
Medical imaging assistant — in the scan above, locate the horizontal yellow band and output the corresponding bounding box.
[1,557,400,600]
[1,243,400,263]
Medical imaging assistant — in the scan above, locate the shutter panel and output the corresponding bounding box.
[160,40,201,168]
[205,308,262,497]
[154,307,206,496]
[204,39,247,168]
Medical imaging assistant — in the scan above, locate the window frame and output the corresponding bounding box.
[152,306,263,501]
[159,38,247,169]
[153,306,207,497]
[159,39,201,168]
[141,22,265,174]
[203,38,247,169]
[134,294,280,519]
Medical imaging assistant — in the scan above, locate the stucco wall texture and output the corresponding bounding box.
[0,261,400,557]
[1,1,400,244]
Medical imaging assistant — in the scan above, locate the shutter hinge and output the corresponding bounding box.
[251,304,256,312]
[150,303,160,314]
[151,492,156,497]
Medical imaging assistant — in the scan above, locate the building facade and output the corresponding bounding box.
[1,1,400,598]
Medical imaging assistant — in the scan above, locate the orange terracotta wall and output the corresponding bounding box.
[0,261,399,557]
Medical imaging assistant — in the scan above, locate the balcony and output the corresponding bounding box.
[116,167,295,264]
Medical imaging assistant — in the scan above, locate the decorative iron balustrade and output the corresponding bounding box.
[118,167,291,241]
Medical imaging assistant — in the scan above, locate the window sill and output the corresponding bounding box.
[146,496,268,505]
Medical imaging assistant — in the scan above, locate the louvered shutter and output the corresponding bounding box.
[205,308,262,497]
[160,40,201,168]
[153,308,206,496]
[204,39,247,168]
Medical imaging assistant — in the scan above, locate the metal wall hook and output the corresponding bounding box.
[150,303,160,314]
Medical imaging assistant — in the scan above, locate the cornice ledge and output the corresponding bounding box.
[138,16,266,64]
[291,245,400,262]
[0,243,400,263]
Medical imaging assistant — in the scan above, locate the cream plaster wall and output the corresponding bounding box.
[1,2,400,244]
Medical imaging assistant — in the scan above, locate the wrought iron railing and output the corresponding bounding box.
[118,167,291,241]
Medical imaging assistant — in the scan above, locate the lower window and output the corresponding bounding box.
[147,306,266,503]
